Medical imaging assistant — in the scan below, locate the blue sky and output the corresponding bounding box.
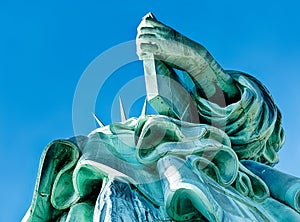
[1,1,300,221]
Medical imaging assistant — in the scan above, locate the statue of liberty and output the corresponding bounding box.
[22,13,300,221]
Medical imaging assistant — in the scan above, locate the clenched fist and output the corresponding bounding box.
[136,12,240,104]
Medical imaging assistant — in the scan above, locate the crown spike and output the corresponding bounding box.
[91,112,105,128]
[119,96,127,122]
[141,98,147,116]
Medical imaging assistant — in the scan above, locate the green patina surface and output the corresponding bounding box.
[23,13,300,221]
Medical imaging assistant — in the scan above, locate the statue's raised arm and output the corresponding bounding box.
[137,12,284,166]
[136,12,240,103]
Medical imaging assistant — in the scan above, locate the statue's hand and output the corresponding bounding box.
[137,13,240,104]
[136,13,200,71]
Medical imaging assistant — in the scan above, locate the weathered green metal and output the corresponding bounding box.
[22,13,300,222]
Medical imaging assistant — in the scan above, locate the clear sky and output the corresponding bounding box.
[1,1,300,221]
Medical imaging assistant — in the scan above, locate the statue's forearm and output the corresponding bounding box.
[169,34,240,103]
[137,13,240,104]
